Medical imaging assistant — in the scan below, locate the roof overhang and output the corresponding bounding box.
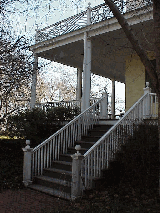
[30,5,154,83]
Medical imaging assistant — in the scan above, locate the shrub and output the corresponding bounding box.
[117,124,159,195]
[0,139,25,190]
[5,106,80,147]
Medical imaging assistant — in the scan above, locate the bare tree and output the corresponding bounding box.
[0,35,33,122]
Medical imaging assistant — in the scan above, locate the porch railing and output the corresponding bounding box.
[150,93,158,118]
[35,98,105,114]
[32,94,107,178]
[35,100,81,112]
[81,89,158,189]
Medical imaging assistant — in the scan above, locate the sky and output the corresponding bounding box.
[4,0,125,111]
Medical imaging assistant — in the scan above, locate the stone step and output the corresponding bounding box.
[81,136,101,142]
[43,168,72,182]
[59,154,72,162]
[87,129,109,137]
[34,175,71,194]
[29,184,71,200]
[93,124,113,131]
[51,160,72,171]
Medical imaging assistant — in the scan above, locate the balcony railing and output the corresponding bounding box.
[35,0,152,43]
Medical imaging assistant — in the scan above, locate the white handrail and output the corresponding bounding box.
[82,91,158,189]
[32,95,106,178]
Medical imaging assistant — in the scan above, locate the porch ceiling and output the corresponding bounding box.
[31,7,154,83]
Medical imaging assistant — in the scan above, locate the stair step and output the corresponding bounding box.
[59,154,72,162]
[34,175,71,194]
[93,124,113,131]
[51,160,72,171]
[81,136,101,142]
[87,130,108,137]
[29,184,71,200]
[43,168,72,181]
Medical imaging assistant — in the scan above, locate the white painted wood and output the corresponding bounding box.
[30,54,38,109]
[82,31,91,112]
[22,140,33,187]
[76,69,82,101]
[31,96,106,180]
[71,149,84,200]
[111,79,115,119]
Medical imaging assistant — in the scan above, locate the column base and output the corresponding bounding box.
[23,180,33,187]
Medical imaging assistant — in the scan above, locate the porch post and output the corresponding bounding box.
[81,3,91,112]
[22,140,33,187]
[111,79,115,119]
[30,53,38,109]
[76,68,82,101]
[100,92,108,119]
[143,82,151,118]
[71,145,84,200]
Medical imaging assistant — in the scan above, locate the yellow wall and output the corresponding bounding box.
[125,54,145,111]
[125,52,155,111]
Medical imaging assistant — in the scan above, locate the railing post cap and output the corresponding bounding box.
[23,140,33,151]
[146,82,149,88]
[88,2,91,8]
[75,145,81,151]
[74,145,82,156]
[26,140,30,145]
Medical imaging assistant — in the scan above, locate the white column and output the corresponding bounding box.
[76,68,82,101]
[81,3,92,112]
[100,92,108,119]
[22,140,33,187]
[71,145,84,200]
[111,79,115,119]
[30,53,38,109]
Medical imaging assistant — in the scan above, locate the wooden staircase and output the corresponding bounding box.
[22,88,158,200]
[29,122,113,199]
[92,122,159,194]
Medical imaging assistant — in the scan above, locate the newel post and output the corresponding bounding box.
[71,145,84,200]
[22,140,33,187]
[100,92,108,119]
[143,82,151,119]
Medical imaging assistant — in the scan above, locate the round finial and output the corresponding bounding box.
[25,140,30,149]
[88,2,91,8]
[75,145,81,155]
[26,140,30,145]
[146,82,149,87]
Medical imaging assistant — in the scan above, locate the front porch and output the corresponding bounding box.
[22,1,158,200]
[30,1,154,116]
